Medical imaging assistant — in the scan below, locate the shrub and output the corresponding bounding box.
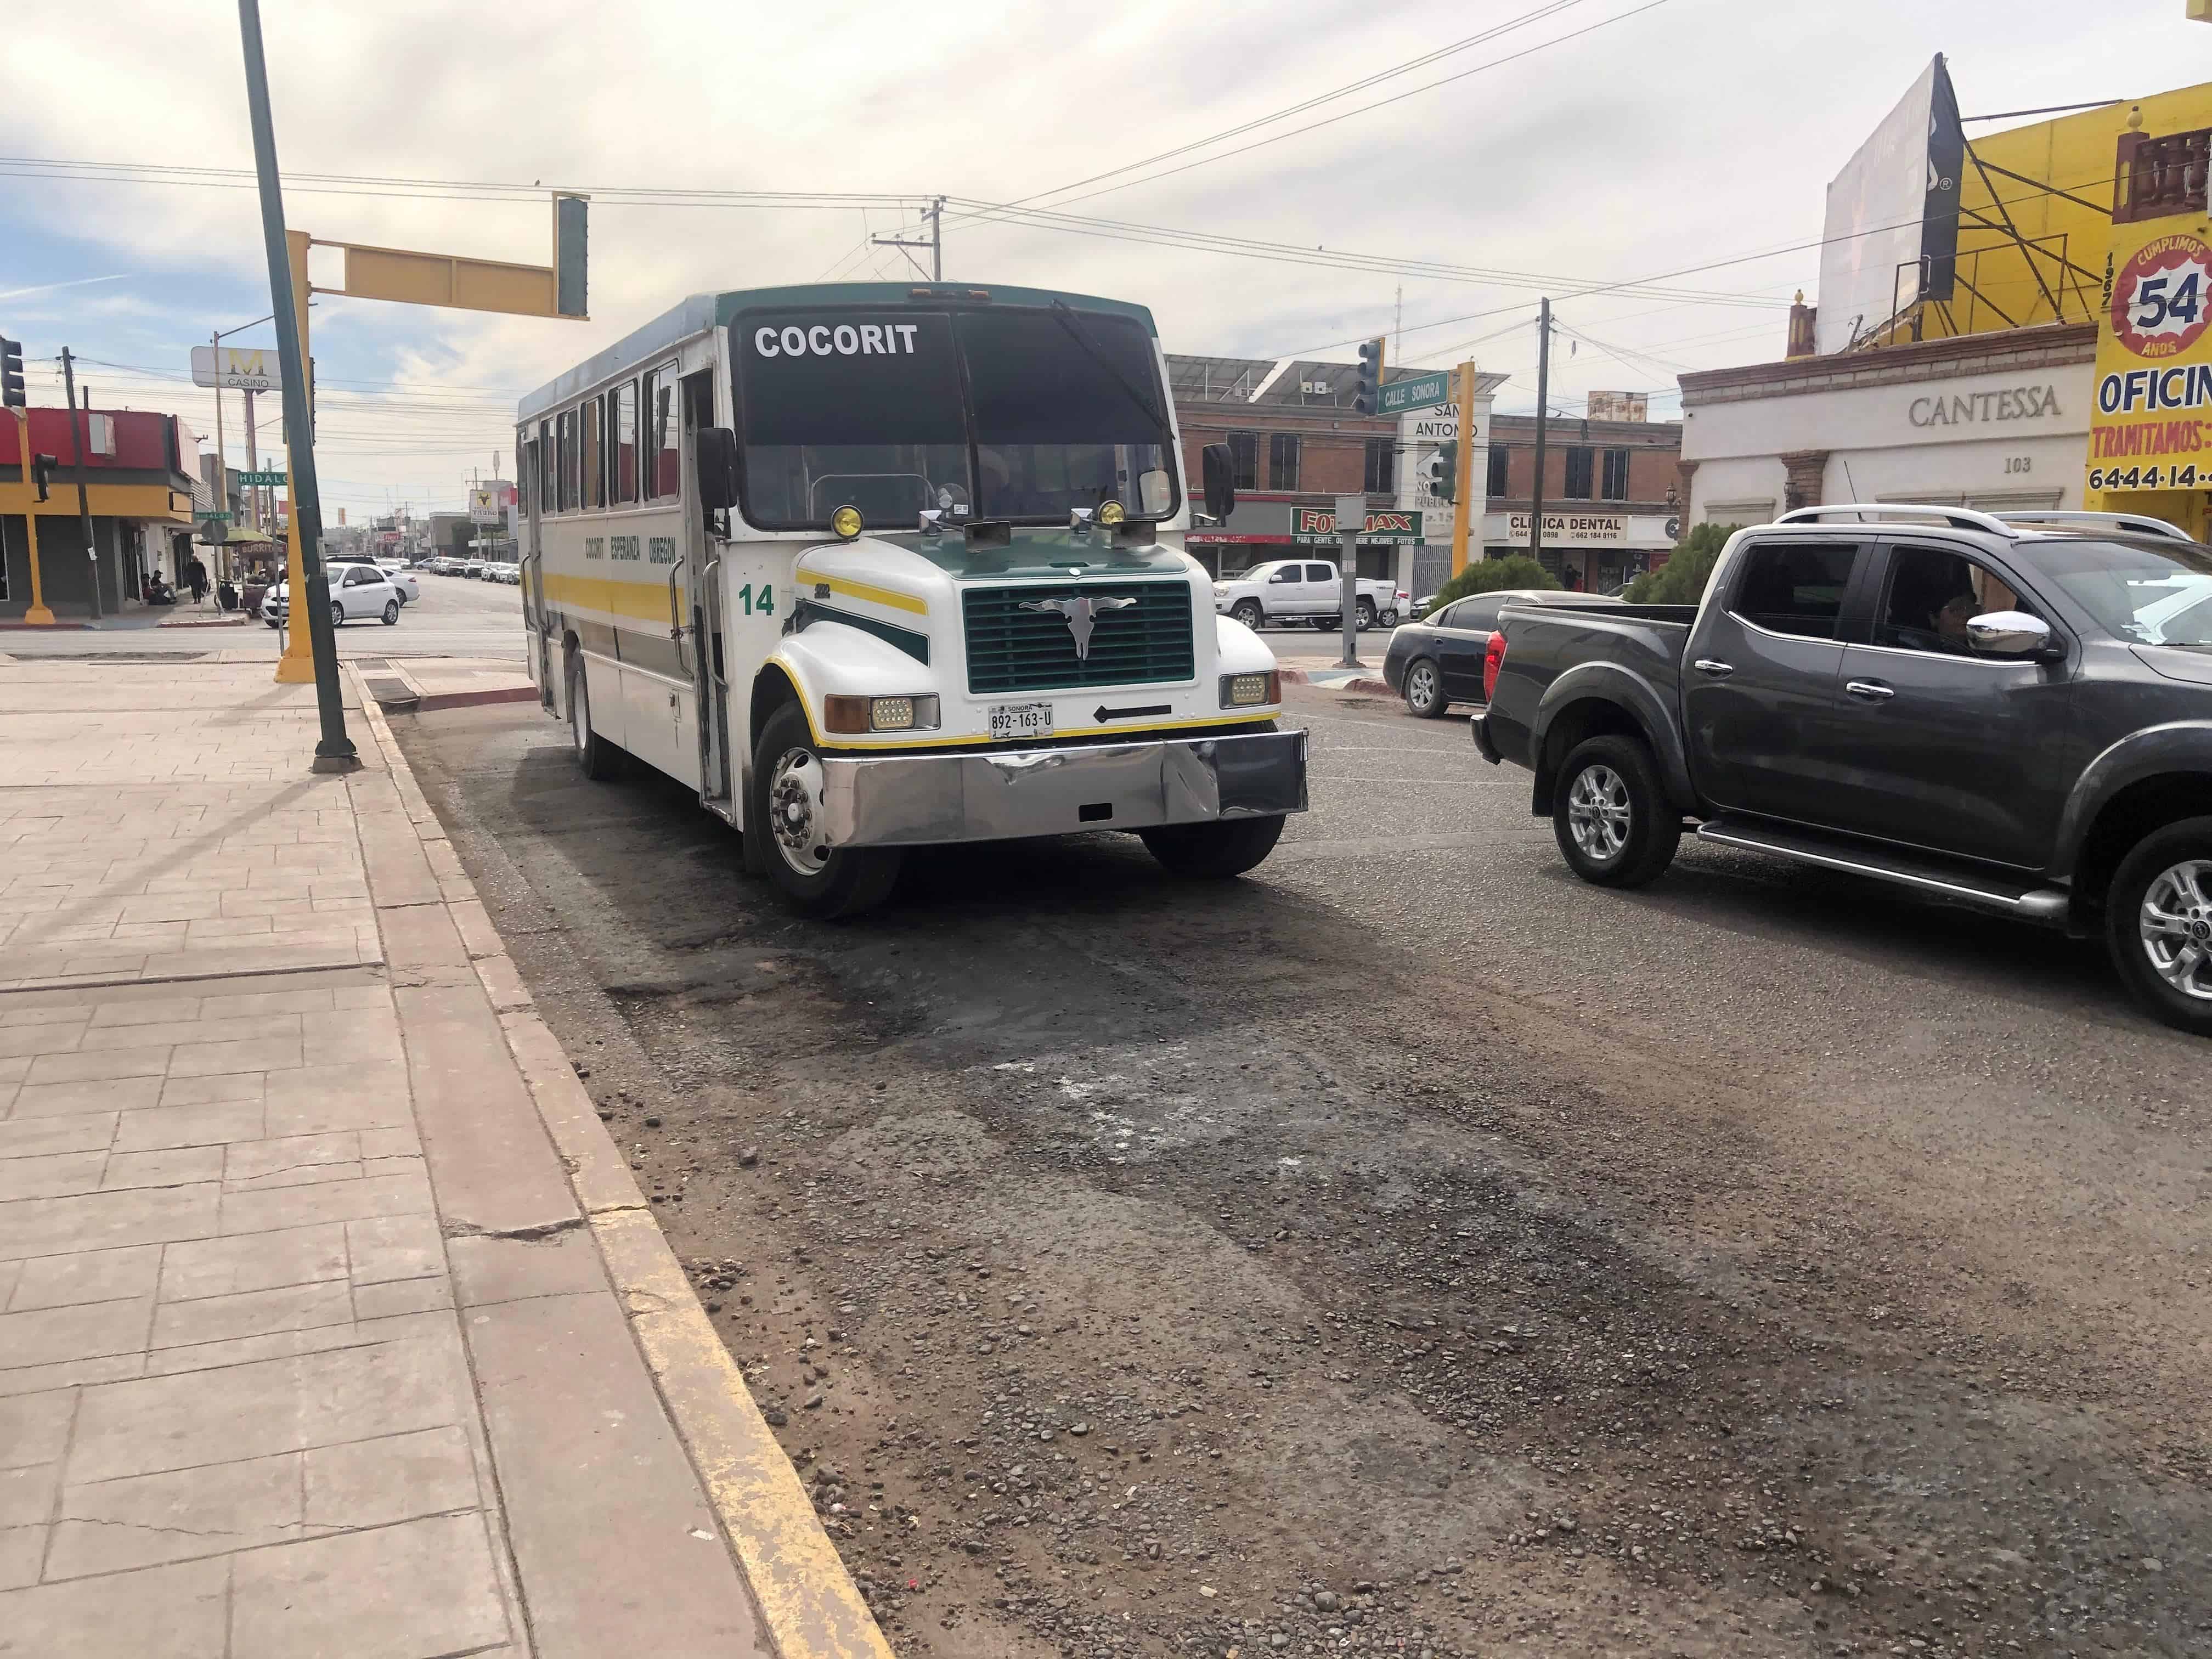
[1422,554,1561,614]
[1625,522,1739,606]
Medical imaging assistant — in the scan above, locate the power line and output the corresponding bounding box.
[979,0,1598,216]
[955,0,1672,227]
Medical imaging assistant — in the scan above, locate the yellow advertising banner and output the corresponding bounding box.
[2088,210,2212,492]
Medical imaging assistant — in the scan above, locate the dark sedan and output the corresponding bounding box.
[1384,589,1625,716]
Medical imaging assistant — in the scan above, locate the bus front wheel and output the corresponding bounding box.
[567,653,622,781]
[749,703,902,918]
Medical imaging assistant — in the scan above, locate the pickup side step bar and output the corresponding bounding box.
[1694,816,2070,926]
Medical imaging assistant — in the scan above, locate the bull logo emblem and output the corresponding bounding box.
[1019,595,1137,661]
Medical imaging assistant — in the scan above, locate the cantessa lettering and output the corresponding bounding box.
[754,323,921,358]
[1908,386,2062,427]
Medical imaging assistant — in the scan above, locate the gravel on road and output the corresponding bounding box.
[397,685,2212,1659]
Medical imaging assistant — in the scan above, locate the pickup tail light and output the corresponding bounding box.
[1483,630,1508,702]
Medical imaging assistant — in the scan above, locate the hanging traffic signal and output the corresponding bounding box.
[31,454,58,503]
[1353,337,1386,415]
[1425,441,1457,504]
[1,337,24,409]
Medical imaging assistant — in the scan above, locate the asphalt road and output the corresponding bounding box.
[0,568,526,659]
[396,684,2212,1659]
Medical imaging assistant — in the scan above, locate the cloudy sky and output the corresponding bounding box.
[4,0,2202,521]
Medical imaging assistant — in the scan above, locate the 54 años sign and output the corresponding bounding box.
[2088,219,2212,493]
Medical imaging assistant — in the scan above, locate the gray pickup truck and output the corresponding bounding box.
[1475,504,2212,1034]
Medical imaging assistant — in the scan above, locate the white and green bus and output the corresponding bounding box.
[515,281,1306,916]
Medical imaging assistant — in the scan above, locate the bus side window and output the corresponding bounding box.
[613,380,639,505]
[558,409,578,511]
[644,362,681,500]
[538,420,554,514]
[582,397,604,511]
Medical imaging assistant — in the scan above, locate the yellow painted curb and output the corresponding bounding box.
[349,667,897,1659]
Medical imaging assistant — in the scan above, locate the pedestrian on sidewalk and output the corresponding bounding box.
[187,553,210,605]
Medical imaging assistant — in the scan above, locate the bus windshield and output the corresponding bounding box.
[734,305,1178,531]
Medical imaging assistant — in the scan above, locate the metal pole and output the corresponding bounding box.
[236,0,356,769]
[244,388,258,533]
[1333,492,1365,670]
[1528,297,1551,571]
[210,330,228,595]
[60,349,100,620]
[932,196,943,281]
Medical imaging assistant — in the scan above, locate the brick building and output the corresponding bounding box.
[1170,353,1681,594]
[1479,411,1684,591]
[1169,355,1407,580]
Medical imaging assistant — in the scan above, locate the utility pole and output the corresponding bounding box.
[873,196,945,281]
[59,349,99,620]
[236,0,356,771]
[1527,298,1551,569]
[1393,285,1403,365]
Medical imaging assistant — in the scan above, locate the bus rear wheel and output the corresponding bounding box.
[749,703,902,918]
[567,652,621,781]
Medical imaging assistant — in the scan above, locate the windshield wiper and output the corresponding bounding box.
[1047,300,1177,459]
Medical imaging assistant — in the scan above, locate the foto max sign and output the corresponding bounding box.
[2087,217,2212,492]
[1292,507,1423,543]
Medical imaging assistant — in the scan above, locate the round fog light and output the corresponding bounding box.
[830,504,865,540]
[1096,499,1127,526]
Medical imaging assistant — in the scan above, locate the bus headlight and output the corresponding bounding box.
[1219,671,1278,708]
[824,693,941,733]
[830,504,865,541]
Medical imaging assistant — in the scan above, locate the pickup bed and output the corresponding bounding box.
[1475,506,2212,1034]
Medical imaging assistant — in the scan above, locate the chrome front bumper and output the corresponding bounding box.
[820,728,1307,848]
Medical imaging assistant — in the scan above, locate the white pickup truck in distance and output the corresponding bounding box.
[1214,560,1404,630]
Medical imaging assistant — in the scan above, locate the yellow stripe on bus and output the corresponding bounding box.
[793,566,929,616]
[543,571,687,624]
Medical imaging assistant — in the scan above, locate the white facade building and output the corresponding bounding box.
[1678,321,2096,527]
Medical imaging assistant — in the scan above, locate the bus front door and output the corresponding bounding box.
[683,369,735,821]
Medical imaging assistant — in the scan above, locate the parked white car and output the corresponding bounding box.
[262,562,402,628]
[374,560,420,603]
[1214,558,1403,631]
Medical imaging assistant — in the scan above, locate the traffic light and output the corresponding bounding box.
[1,337,24,409]
[1353,337,1385,415]
[1425,441,1457,504]
[31,454,57,503]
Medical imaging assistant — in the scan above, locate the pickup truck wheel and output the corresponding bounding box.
[1356,598,1377,630]
[2106,819,2212,1035]
[1403,658,1447,719]
[1553,735,1679,888]
[749,702,904,919]
[1230,600,1264,629]
[1139,815,1286,880]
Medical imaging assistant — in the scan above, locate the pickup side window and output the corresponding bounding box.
[1266,565,1299,585]
[1875,546,2036,655]
[1729,542,1858,640]
[1305,564,1334,583]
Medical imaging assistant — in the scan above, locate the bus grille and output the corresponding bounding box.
[962,583,1195,696]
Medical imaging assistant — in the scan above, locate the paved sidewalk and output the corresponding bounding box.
[0,662,885,1657]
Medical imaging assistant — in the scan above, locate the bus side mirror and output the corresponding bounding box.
[697,427,740,514]
[1201,443,1235,523]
